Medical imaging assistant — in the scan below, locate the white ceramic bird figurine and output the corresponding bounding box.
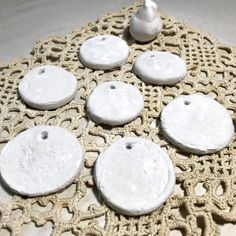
[130,0,163,42]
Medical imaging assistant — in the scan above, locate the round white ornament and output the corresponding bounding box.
[79,35,129,70]
[134,51,187,85]
[0,126,84,196]
[87,81,144,126]
[95,137,175,216]
[19,65,78,110]
[161,94,234,154]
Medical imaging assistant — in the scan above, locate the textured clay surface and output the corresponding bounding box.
[79,35,129,70]
[134,51,187,85]
[0,126,84,196]
[19,65,78,110]
[95,137,175,216]
[87,81,144,126]
[161,94,234,154]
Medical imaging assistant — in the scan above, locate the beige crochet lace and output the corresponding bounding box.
[0,1,236,235]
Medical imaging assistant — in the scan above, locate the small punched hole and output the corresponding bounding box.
[150,54,155,58]
[41,131,48,140]
[38,68,45,75]
[101,37,106,41]
[126,144,133,150]
[110,85,116,89]
[184,100,191,105]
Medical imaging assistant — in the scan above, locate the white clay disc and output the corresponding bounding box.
[161,94,234,154]
[0,126,84,196]
[79,35,129,70]
[134,51,187,85]
[19,65,78,110]
[87,81,144,126]
[95,137,175,216]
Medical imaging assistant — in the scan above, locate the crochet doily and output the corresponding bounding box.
[0,1,236,235]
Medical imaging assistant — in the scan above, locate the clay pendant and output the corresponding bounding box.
[0,126,84,196]
[161,94,234,154]
[19,65,78,110]
[87,81,144,126]
[134,51,187,85]
[79,35,129,70]
[95,137,175,216]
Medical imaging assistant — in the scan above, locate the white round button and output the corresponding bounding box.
[0,126,84,196]
[87,81,144,126]
[19,65,78,110]
[134,51,187,85]
[95,137,175,216]
[79,35,129,70]
[161,94,234,154]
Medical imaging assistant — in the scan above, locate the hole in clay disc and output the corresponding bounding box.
[110,85,116,89]
[41,131,48,140]
[126,144,133,150]
[150,54,155,58]
[184,100,191,105]
[38,68,45,75]
[101,37,106,41]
